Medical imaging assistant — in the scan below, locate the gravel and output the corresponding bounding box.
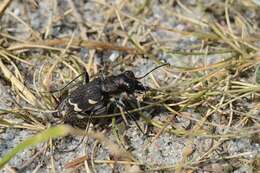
[0,1,259,173]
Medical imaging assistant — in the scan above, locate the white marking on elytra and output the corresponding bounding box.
[68,99,82,112]
[61,110,66,116]
[88,98,98,104]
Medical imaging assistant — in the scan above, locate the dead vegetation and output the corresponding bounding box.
[0,0,260,172]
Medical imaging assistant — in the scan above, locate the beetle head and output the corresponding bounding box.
[116,71,148,93]
[102,63,169,94]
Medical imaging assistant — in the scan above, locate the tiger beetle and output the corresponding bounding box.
[53,63,169,131]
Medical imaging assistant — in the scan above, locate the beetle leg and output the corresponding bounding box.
[84,71,90,84]
[114,99,145,135]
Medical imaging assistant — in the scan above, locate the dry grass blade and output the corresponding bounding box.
[0,49,32,65]
[0,1,259,172]
[6,11,41,40]
[7,38,142,54]
[64,156,88,169]
[70,128,132,160]
[0,0,12,17]
[0,59,37,106]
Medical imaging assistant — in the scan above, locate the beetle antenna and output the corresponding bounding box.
[49,72,86,93]
[31,72,86,94]
[135,63,170,79]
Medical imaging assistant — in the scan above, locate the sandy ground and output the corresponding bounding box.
[0,1,259,173]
